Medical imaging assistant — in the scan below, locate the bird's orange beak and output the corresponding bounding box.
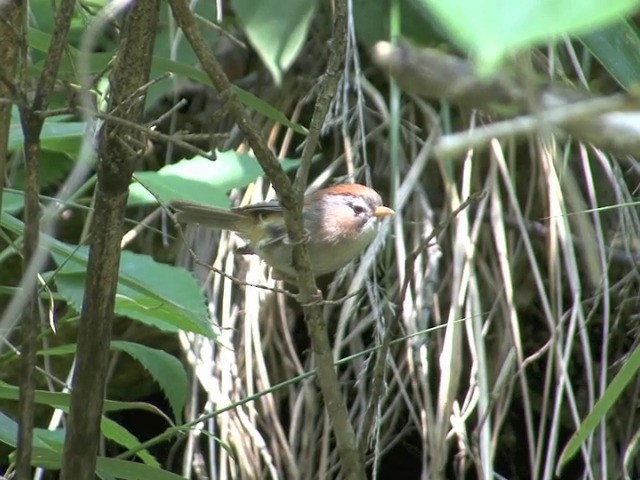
[373,206,395,218]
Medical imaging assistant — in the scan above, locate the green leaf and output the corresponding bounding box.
[353,0,444,48]
[101,417,160,467]
[231,0,317,85]
[1,189,25,213]
[558,344,640,470]
[0,413,158,471]
[0,380,170,418]
[8,116,86,155]
[417,0,640,72]
[28,28,115,77]
[232,86,308,135]
[111,341,188,425]
[10,151,76,190]
[149,56,308,134]
[0,217,209,337]
[96,457,187,480]
[49,246,213,337]
[128,150,300,206]
[0,412,53,450]
[36,341,187,425]
[579,20,640,90]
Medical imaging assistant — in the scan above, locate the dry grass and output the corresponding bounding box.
[171,15,640,480]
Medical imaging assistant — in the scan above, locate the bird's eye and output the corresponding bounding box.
[351,204,366,215]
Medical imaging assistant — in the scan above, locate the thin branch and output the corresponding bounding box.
[293,0,348,192]
[167,0,365,477]
[11,0,76,476]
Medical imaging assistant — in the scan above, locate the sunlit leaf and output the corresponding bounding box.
[416,0,640,72]
[231,0,317,85]
[128,150,299,206]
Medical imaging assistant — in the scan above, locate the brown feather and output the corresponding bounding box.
[172,200,247,231]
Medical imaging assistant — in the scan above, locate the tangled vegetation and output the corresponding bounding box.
[1,0,639,479]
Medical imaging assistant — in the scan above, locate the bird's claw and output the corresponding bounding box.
[283,228,311,246]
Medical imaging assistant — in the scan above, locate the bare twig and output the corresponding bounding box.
[167,0,365,477]
[0,0,23,216]
[293,0,348,192]
[8,0,77,475]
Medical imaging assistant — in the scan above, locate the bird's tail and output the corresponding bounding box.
[171,200,246,231]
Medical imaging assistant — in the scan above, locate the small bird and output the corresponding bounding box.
[172,184,394,279]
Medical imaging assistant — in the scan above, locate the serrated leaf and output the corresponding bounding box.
[37,342,187,424]
[128,150,300,206]
[231,0,317,85]
[417,0,640,73]
[111,341,188,425]
[0,383,162,468]
[0,215,211,338]
[49,246,212,337]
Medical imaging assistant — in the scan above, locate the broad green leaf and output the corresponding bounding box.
[49,246,212,337]
[231,0,317,85]
[101,417,160,467]
[128,150,300,206]
[10,151,76,189]
[96,457,187,480]
[1,189,25,213]
[0,188,94,216]
[0,412,53,450]
[0,217,209,337]
[558,344,640,470]
[0,380,169,418]
[37,342,186,425]
[152,0,219,68]
[8,118,86,155]
[353,0,444,48]
[416,0,640,72]
[0,414,158,470]
[29,428,66,452]
[28,28,115,77]
[27,27,307,133]
[579,20,640,90]
[146,1,211,109]
[28,0,114,52]
[232,87,308,135]
[111,341,188,425]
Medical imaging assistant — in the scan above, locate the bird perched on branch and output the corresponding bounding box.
[172,183,394,280]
